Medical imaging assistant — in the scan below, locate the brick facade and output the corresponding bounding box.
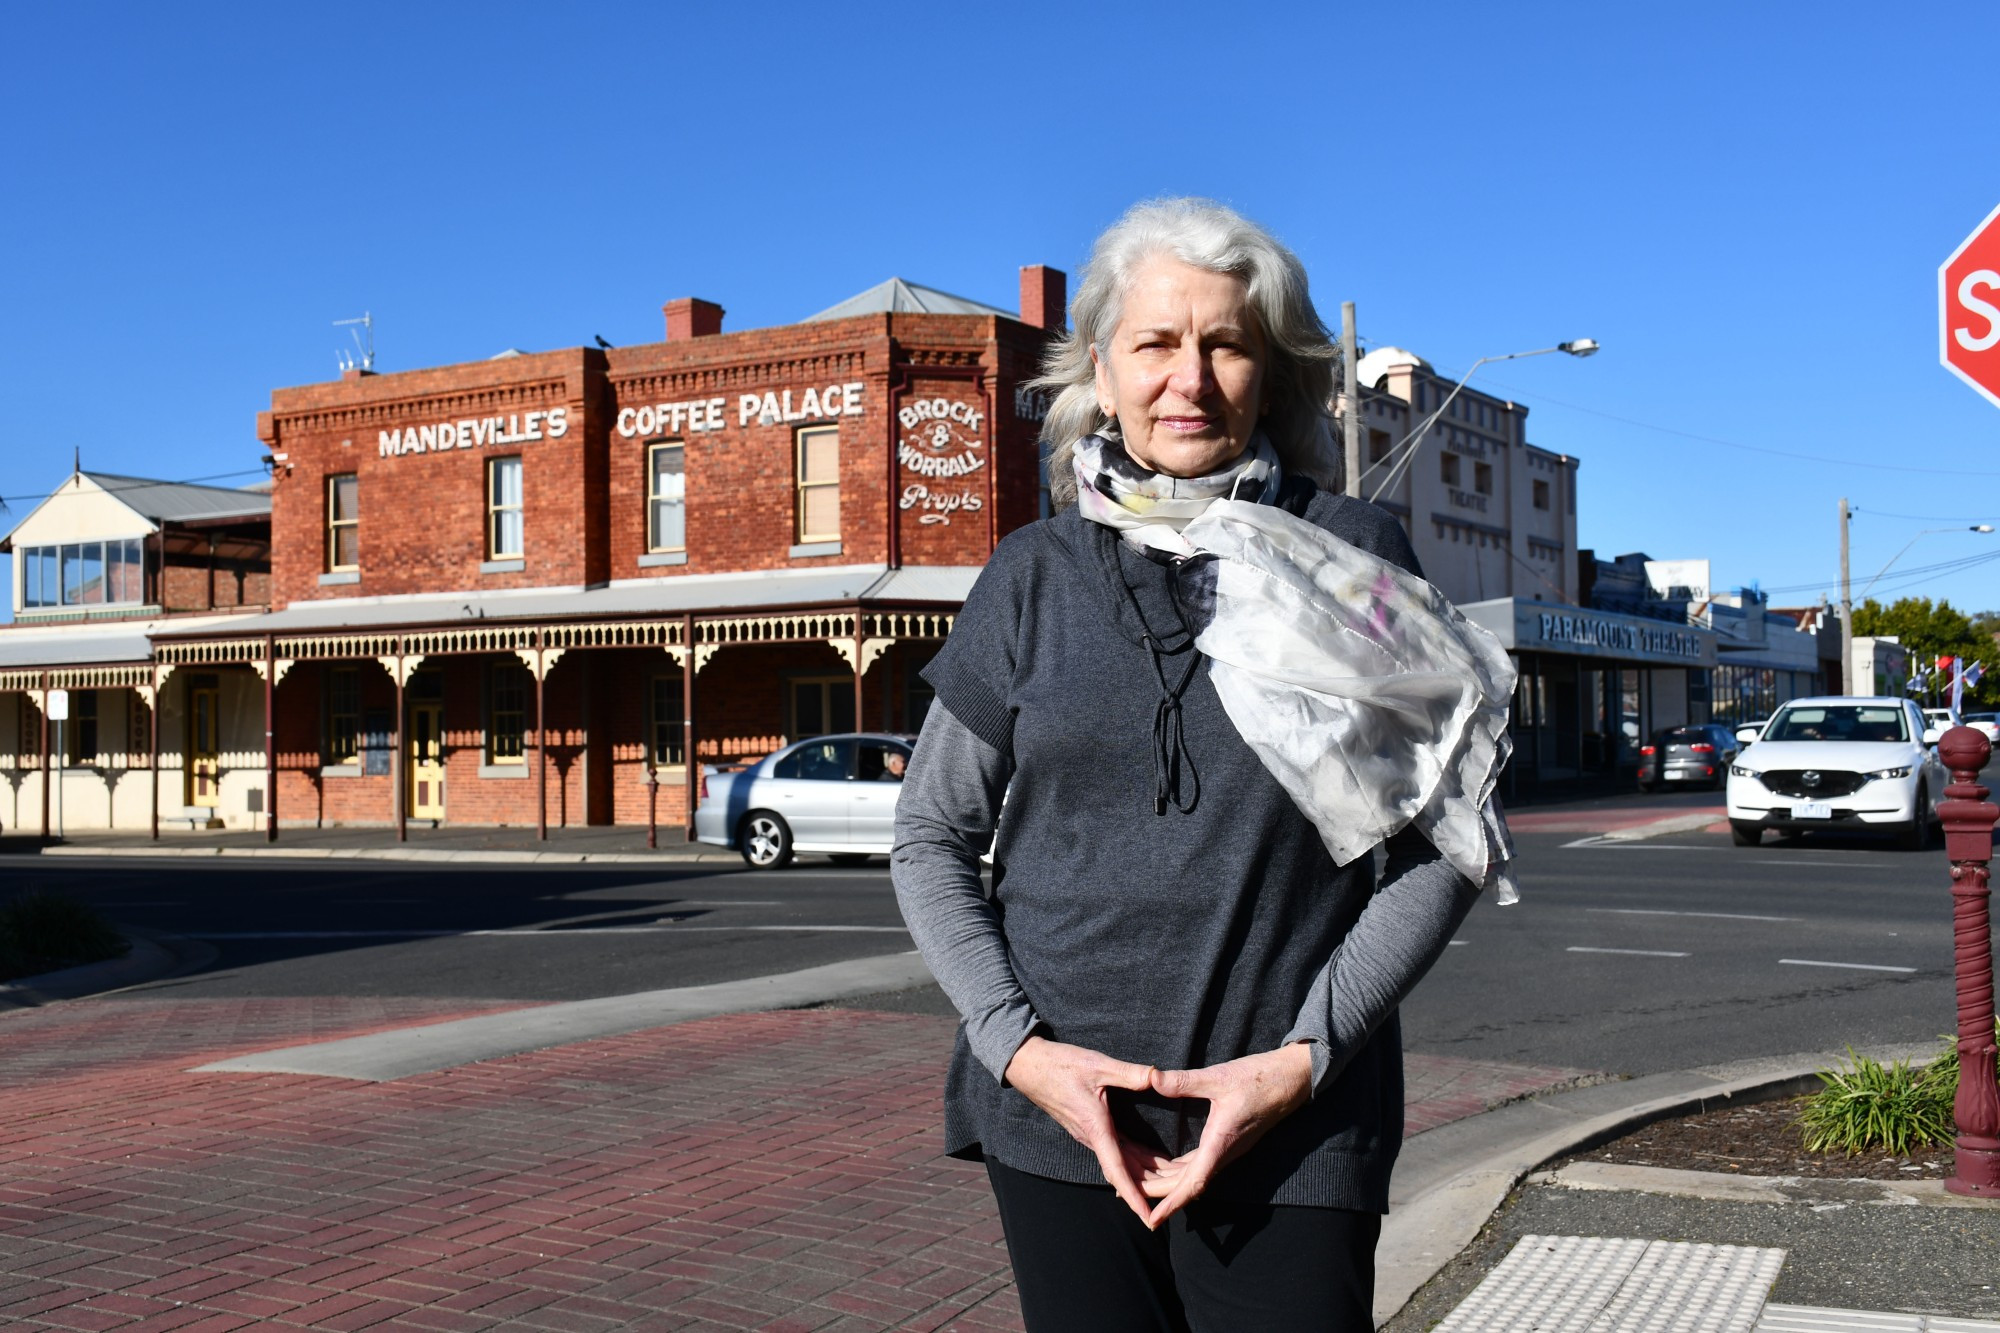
[240,278,1059,829]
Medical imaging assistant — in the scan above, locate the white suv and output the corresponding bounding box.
[1726,696,1946,850]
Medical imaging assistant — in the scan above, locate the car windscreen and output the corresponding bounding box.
[1663,728,1711,744]
[1764,706,1909,744]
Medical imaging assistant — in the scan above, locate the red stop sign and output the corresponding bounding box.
[1942,200,2000,409]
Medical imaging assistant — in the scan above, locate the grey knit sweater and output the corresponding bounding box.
[890,484,1480,1211]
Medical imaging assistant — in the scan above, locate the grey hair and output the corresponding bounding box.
[1035,197,1341,510]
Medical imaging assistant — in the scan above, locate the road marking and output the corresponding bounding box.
[1561,837,1728,851]
[1587,908,1799,922]
[1779,958,1917,974]
[189,925,912,939]
[1448,940,1468,947]
[1566,946,1691,957]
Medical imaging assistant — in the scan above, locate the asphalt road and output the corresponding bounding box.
[1400,827,1977,1075]
[10,824,1987,1078]
[6,856,915,1002]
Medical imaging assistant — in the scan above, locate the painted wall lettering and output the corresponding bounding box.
[617,398,727,437]
[378,407,568,458]
[736,382,865,428]
[900,483,983,525]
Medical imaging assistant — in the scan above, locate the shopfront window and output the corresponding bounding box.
[649,674,685,765]
[327,666,360,765]
[488,661,528,763]
[648,443,685,553]
[327,474,359,571]
[790,675,856,739]
[488,457,524,559]
[70,690,99,764]
[796,426,840,543]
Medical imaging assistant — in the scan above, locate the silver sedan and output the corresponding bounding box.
[692,732,915,869]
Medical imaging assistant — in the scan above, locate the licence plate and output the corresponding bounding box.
[1665,771,1686,780]
[1795,801,1832,820]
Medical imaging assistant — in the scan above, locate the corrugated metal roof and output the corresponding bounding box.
[150,563,979,638]
[0,613,262,669]
[80,472,271,523]
[805,277,1014,323]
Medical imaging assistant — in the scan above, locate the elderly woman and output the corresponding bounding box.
[891,198,1515,1331]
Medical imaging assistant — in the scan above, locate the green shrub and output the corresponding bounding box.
[0,890,130,983]
[1798,1026,2000,1156]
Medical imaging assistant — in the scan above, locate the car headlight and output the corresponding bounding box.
[1730,765,1758,779]
[1864,766,1912,780]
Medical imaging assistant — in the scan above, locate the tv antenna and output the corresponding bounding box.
[334,312,375,373]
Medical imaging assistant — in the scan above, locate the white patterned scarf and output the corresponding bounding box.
[1072,432,1520,902]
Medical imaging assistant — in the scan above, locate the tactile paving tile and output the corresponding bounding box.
[1435,1234,1787,1332]
[1758,1309,2000,1332]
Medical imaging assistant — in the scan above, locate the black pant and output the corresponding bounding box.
[986,1160,1380,1333]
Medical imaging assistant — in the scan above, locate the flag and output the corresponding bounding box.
[1938,654,1956,676]
[1967,661,1986,690]
[1952,658,1966,717]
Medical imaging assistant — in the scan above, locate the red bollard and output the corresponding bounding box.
[1938,726,2000,1196]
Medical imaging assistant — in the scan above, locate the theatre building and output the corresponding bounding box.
[0,268,1065,837]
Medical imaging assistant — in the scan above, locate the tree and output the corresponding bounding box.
[1852,597,1998,709]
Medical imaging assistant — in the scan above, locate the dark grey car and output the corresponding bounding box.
[1637,724,1740,791]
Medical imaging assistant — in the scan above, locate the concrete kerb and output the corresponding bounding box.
[1598,811,1730,841]
[34,843,741,865]
[193,949,940,1080]
[1372,1042,1942,1327]
[0,926,216,1009]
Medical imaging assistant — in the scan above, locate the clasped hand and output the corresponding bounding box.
[1001,1035,1313,1229]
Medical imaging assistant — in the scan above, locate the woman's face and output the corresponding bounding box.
[1092,256,1267,478]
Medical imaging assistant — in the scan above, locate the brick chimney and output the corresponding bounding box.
[1019,265,1066,332]
[664,298,725,341]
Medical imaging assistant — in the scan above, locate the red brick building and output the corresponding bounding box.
[2,266,1064,838]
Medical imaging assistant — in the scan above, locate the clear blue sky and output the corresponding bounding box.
[5,2,1999,624]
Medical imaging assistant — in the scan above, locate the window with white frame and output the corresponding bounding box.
[488,457,524,559]
[648,442,685,553]
[327,474,359,571]
[795,426,841,543]
[21,539,145,608]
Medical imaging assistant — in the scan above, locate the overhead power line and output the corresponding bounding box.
[1454,374,2000,479]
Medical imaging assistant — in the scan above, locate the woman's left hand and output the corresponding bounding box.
[1137,1043,1314,1228]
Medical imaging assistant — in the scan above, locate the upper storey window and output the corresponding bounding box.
[488,457,524,559]
[21,539,145,608]
[796,426,840,543]
[326,474,359,571]
[648,443,685,553]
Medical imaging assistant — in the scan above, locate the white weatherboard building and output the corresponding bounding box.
[0,472,272,834]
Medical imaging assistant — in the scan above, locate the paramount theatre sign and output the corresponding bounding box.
[1463,599,1719,668]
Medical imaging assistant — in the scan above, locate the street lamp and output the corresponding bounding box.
[1368,340,1600,503]
[1857,524,1996,602]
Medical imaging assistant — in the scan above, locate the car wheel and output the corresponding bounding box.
[1730,822,1762,847]
[1896,785,1931,852]
[827,853,873,867]
[739,811,794,869]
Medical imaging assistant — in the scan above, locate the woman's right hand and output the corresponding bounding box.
[1003,1034,1164,1225]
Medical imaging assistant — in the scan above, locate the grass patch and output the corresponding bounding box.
[1799,1024,2000,1156]
[0,890,130,983]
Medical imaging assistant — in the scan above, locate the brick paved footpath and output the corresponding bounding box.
[0,996,1593,1331]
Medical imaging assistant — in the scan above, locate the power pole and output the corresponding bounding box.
[1839,497,1854,694]
[1341,301,1361,497]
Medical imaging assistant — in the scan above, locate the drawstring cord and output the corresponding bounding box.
[1142,632,1201,815]
[1120,556,1204,816]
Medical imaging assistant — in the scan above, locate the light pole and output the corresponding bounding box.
[1857,524,1996,602]
[1368,340,1599,503]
